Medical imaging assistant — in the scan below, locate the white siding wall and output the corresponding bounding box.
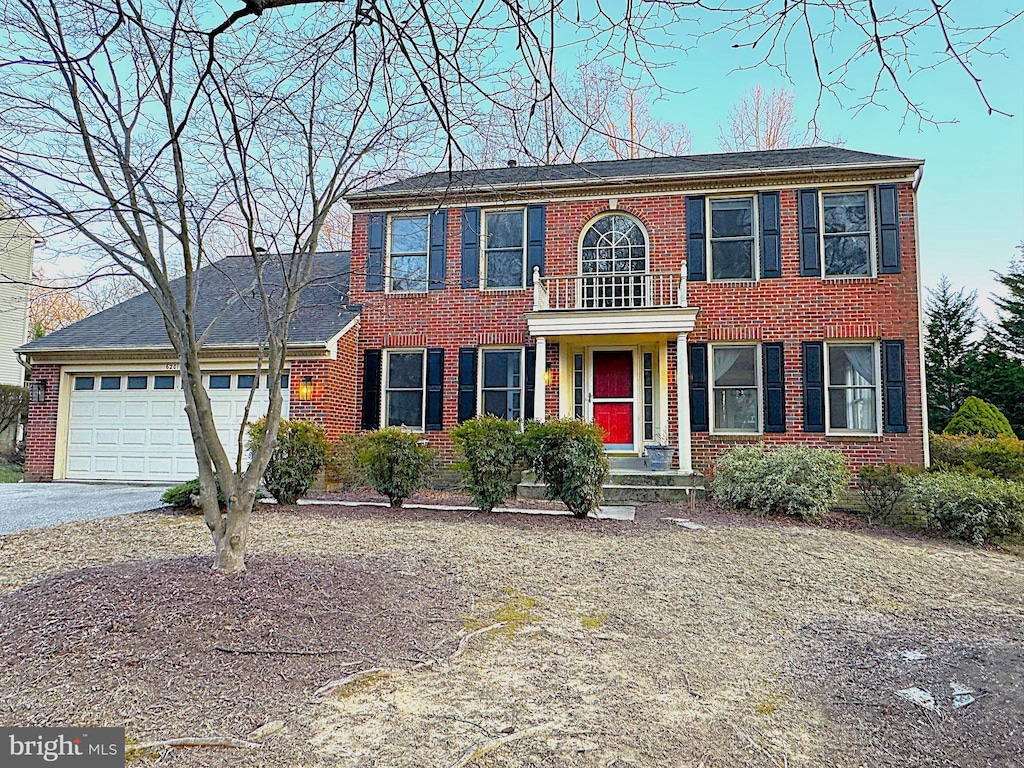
[0,201,36,385]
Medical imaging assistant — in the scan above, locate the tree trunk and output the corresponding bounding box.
[212,503,251,574]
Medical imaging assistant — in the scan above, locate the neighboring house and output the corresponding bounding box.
[345,147,928,474]
[18,253,357,482]
[0,200,41,386]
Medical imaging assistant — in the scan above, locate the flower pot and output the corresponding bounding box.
[645,445,675,472]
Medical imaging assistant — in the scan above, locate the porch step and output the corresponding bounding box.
[517,470,705,504]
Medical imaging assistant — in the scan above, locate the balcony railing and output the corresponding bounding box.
[532,266,687,312]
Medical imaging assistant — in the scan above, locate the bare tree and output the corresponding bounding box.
[471,60,690,166]
[0,2,427,572]
[719,85,803,152]
[0,0,1017,575]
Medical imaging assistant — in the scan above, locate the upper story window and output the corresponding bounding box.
[709,197,756,280]
[580,214,648,308]
[822,191,873,277]
[389,215,429,292]
[484,210,526,288]
[581,214,647,275]
[826,342,879,433]
[711,344,760,433]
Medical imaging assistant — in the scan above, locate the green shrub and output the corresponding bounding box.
[356,427,435,507]
[944,396,1016,439]
[712,445,851,523]
[161,477,227,510]
[248,417,329,505]
[910,472,1024,545]
[858,464,918,523]
[452,415,523,512]
[523,419,608,519]
[324,434,366,491]
[929,432,1024,482]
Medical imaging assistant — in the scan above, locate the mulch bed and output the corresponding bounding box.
[0,552,467,740]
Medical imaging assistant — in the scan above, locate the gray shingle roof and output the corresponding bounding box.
[21,251,355,354]
[350,146,922,200]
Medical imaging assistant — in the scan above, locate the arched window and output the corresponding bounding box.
[579,214,648,308]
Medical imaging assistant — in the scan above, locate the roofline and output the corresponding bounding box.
[347,158,925,204]
[18,340,333,358]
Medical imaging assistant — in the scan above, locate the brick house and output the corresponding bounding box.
[345,147,928,474]
[19,147,929,485]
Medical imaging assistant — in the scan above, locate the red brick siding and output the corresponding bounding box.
[350,181,925,471]
[287,329,359,441]
[24,364,60,482]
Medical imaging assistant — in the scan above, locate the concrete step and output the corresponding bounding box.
[517,479,705,504]
[521,470,703,489]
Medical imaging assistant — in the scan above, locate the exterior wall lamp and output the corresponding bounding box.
[298,376,314,401]
[29,379,47,404]
[542,367,552,386]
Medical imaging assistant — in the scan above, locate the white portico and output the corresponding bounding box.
[525,265,699,471]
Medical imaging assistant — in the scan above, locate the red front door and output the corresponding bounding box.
[592,350,634,448]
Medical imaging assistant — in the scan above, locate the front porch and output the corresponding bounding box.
[525,267,700,476]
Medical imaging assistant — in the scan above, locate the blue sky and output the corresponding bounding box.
[571,6,1024,318]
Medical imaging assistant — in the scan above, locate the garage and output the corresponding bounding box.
[65,370,290,482]
[19,251,357,483]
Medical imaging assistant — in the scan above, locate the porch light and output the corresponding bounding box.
[542,367,552,386]
[29,379,46,404]
[298,376,313,401]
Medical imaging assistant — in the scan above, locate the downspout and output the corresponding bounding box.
[912,165,930,466]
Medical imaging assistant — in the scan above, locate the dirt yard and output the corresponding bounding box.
[1,501,1022,767]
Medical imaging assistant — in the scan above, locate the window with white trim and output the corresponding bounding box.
[826,342,879,433]
[389,215,429,292]
[709,197,756,280]
[385,350,426,429]
[580,214,648,308]
[822,191,873,276]
[711,344,760,433]
[480,348,523,420]
[483,210,526,288]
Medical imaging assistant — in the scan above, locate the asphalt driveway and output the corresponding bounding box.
[0,483,168,535]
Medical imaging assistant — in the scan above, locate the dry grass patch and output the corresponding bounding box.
[0,503,1022,767]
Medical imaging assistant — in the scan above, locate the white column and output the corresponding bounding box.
[534,336,547,423]
[676,333,692,472]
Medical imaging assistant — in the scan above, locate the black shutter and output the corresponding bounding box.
[429,210,447,291]
[425,348,444,431]
[524,345,537,421]
[798,189,821,277]
[460,208,480,288]
[457,347,477,423]
[877,184,901,275]
[526,205,545,286]
[763,342,786,433]
[759,191,782,279]
[883,340,908,433]
[686,196,706,282]
[802,342,825,432]
[689,342,709,432]
[360,349,382,429]
[366,213,385,292]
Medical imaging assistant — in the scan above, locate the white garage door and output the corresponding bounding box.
[66,371,290,482]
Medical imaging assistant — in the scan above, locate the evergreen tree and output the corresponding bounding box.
[991,245,1024,359]
[925,275,979,432]
[965,332,1024,438]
